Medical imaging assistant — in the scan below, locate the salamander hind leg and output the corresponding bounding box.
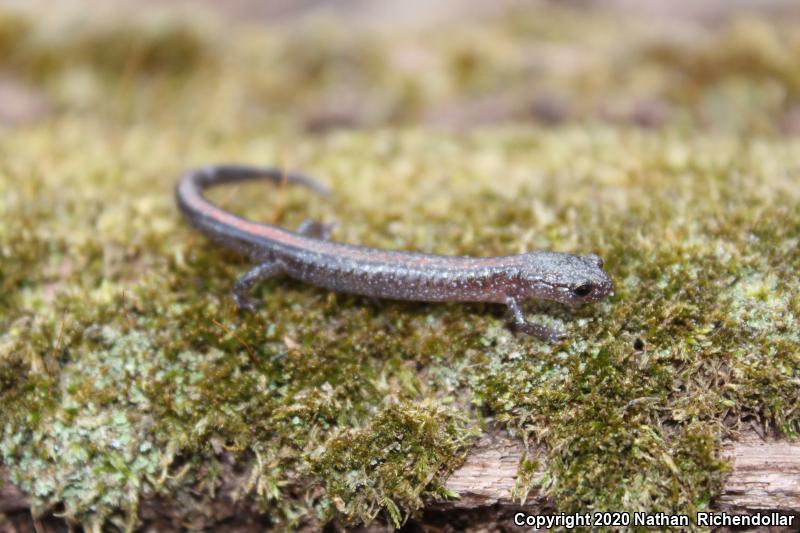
[296,219,335,240]
[232,261,284,312]
[505,297,566,342]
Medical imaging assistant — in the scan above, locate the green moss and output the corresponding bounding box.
[1,4,799,530]
[312,401,474,527]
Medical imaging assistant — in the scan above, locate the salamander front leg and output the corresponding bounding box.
[232,261,284,312]
[297,219,335,240]
[505,297,566,342]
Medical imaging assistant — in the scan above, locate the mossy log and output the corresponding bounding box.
[439,431,800,513]
[3,4,800,530]
[3,430,798,527]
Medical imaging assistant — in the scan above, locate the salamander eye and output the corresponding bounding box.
[572,283,594,298]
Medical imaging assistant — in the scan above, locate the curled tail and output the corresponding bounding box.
[184,164,331,196]
[175,164,331,256]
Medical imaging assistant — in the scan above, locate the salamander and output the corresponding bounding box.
[175,164,614,341]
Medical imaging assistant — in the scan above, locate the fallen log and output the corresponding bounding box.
[441,431,800,514]
[2,431,798,529]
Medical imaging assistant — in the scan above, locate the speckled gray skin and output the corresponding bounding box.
[176,165,614,341]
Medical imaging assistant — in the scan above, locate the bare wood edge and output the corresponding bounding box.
[0,472,28,514]
[436,431,800,513]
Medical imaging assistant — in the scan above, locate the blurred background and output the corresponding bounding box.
[2,0,800,136]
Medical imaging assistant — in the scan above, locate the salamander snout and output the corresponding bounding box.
[586,254,604,269]
[515,251,614,306]
[568,254,614,302]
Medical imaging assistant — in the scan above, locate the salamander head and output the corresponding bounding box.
[517,252,614,305]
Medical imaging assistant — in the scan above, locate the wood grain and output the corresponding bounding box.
[440,431,800,513]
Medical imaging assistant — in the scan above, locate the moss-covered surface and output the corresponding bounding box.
[1,2,799,530]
